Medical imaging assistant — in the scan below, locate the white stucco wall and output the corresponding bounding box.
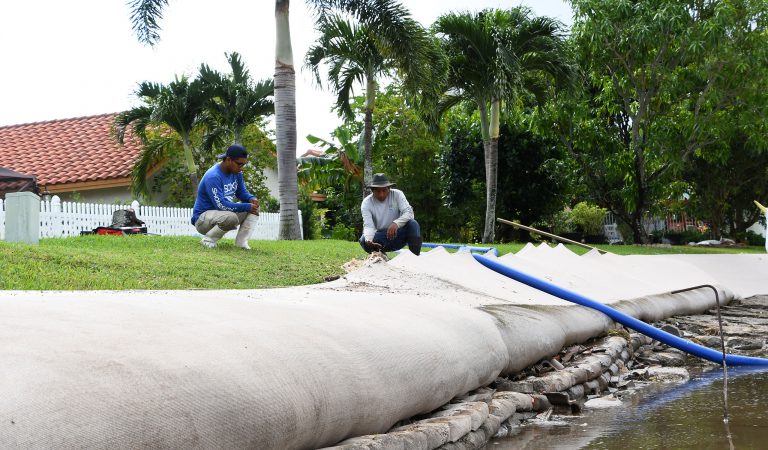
[263,167,279,200]
[53,186,134,204]
[747,220,766,237]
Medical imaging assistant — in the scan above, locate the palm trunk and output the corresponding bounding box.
[363,77,377,198]
[275,0,301,239]
[181,135,200,193]
[479,99,499,244]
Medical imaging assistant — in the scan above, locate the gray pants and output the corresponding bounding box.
[194,210,249,234]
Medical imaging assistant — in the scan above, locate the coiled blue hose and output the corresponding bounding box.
[473,253,768,366]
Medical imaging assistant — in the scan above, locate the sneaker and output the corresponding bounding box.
[201,237,217,248]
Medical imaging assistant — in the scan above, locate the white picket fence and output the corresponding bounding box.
[0,196,302,240]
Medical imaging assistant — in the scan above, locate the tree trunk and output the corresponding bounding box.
[631,139,650,244]
[363,77,376,198]
[233,128,244,146]
[630,214,646,245]
[275,0,301,239]
[483,138,499,244]
[482,99,501,244]
[181,136,200,193]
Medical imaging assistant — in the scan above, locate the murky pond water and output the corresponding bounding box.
[487,368,768,449]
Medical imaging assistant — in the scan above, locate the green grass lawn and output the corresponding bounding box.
[0,236,764,290]
[0,236,363,290]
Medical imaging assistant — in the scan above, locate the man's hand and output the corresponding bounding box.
[366,240,383,251]
[249,199,260,215]
[387,223,398,240]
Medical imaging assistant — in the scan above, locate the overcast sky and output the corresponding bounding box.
[0,0,572,152]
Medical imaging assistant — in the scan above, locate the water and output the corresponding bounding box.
[487,368,768,449]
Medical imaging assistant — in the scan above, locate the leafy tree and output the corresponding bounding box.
[440,110,570,242]
[685,133,768,239]
[368,87,448,241]
[114,76,210,195]
[305,1,435,196]
[544,0,768,243]
[434,7,573,243]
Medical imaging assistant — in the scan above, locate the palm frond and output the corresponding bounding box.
[131,135,177,198]
[113,106,153,144]
[127,0,168,46]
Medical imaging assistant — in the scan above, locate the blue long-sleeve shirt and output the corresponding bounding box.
[191,163,256,224]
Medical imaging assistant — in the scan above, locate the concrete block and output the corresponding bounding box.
[4,192,39,244]
[489,398,516,421]
[391,422,450,448]
[421,414,472,443]
[433,402,488,431]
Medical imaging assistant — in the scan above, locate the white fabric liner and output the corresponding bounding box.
[1,244,765,449]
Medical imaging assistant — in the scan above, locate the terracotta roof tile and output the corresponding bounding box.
[0,113,142,187]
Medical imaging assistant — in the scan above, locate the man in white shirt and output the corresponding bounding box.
[359,173,422,255]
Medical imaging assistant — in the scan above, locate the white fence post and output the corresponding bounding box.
[0,198,5,240]
[5,192,40,244]
[298,209,304,240]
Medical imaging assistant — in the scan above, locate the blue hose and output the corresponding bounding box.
[472,253,768,367]
[423,243,498,256]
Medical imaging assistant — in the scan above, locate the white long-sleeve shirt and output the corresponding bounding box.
[361,189,414,241]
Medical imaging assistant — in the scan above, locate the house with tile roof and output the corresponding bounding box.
[0,113,143,203]
[0,113,279,204]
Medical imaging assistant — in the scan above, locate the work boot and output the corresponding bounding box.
[407,237,423,256]
[235,214,258,250]
[201,225,226,248]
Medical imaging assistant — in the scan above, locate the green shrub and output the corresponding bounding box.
[261,195,280,213]
[570,202,607,235]
[331,223,358,241]
[298,191,319,240]
[745,230,765,246]
[549,209,575,235]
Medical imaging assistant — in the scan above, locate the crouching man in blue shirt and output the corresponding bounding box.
[191,145,259,250]
[359,173,422,255]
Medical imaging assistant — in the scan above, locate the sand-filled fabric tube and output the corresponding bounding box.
[473,253,768,366]
[0,292,508,449]
[1,246,765,449]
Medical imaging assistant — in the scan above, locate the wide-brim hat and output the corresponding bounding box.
[367,173,396,188]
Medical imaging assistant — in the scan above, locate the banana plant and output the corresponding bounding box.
[298,126,363,195]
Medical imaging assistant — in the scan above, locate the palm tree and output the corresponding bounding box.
[199,52,275,147]
[305,0,435,194]
[434,7,573,243]
[127,0,303,239]
[274,0,302,239]
[114,76,209,194]
[305,16,382,195]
